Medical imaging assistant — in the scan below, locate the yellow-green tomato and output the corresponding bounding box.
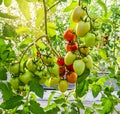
[26,58,37,72]
[49,77,60,87]
[64,52,77,66]
[72,6,86,23]
[48,63,59,76]
[73,60,85,75]
[85,55,93,69]
[58,80,68,93]
[9,63,19,75]
[84,33,95,47]
[76,21,90,37]
[10,77,20,89]
[19,71,33,84]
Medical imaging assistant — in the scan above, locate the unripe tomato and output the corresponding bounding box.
[26,58,37,72]
[64,52,77,66]
[66,72,77,83]
[58,80,68,93]
[57,57,64,66]
[73,60,85,75]
[66,42,78,52]
[9,63,19,75]
[84,33,95,47]
[85,55,93,69]
[63,29,76,42]
[48,63,59,76]
[76,21,90,37]
[10,77,20,89]
[79,45,89,55]
[72,6,86,23]
[19,71,33,84]
[66,64,74,72]
[49,77,60,87]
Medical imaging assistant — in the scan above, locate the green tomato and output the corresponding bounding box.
[41,55,55,65]
[76,21,90,37]
[73,59,85,75]
[72,6,86,23]
[84,33,95,47]
[58,80,68,93]
[48,63,59,76]
[10,77,20,89]
[85,55,93,69]
[49,77,60,87]
[19,71,33,84]
[26,58,37,72]
[64,52,77,66]
[9,63,19,75]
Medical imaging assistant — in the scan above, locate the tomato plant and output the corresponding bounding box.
[0,0,120,114]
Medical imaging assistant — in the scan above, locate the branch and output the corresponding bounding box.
[47,1,61,11]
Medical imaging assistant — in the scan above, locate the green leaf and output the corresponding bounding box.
[45,106,60,114]
[102,98,113,113]
[3,23,17,37]
[92,84,101,98]
[97,0,107,16]
[0,0,3,5]
[0,82,13,100]
[0,11,18,19]
[85,107,94,114]
[0,67,7,80]
[69,108,77,114]
[71,100,85,109]
[16,0,30,20]
[54,98,65,104]
[4,0,12,7]
[47,91,55,105]
[64,1,77,12]
[26,0,37,2]
[29,100,45,114]
[36,8,44,27]
[98,49,107,59]
[76,80,89,97]
[1,50,10,61]
[29,78,44,98]
[117,90,120,98]
[48,22,57,36]
[0,95,23,109]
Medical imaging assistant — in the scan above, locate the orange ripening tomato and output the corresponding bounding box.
[66,72,77,83]
[66,42,78,52]
[63,29,76,42]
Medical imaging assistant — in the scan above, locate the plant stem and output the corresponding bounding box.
[78,0,81,6]
[47,1,61,11]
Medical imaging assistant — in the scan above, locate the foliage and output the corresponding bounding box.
[0,0,120,113]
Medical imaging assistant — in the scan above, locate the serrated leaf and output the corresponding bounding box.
[36,8,44,27]
[0,11,18,19]
[16,0,30,20]
[97,0,107,16]
[0,67,7,80]
[0,82,13,100]
[92,84,101,98]
[29,100,45,114]
[4,0,12,7]
[0,95,23,109]
[29,78,44,98]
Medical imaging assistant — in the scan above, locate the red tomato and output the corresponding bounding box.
[66,42,78,52]
[63,29,76,42]
[57,57,64,66]
[104,35,109,40]
[66,64,74,72]
[66,72,77,83]
[59,66,65,76]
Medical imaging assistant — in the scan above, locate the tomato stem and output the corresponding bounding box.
[78,0,81,6]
